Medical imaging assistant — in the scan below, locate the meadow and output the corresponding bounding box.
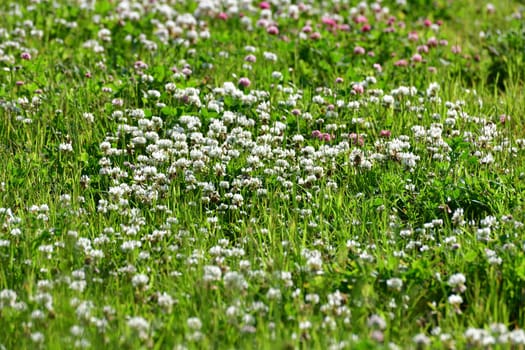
[1,0,525,348]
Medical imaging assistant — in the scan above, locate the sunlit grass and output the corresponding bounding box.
[1,0,525,349]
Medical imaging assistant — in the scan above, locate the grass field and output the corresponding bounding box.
[1,0,525,348]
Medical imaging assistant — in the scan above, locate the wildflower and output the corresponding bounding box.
[349,133,364,146]
[394,59,408,67]
[322,133,332,142]
[427,37,438,47]
[127,316,150,339]
[131,273,149,289]
[223,271,247,290]
[411,53,423,62]
[354,15,368,24]
[263,51,278,61]
[447,292,464,306]
[312,130,322,139]
[352,84,364,94]
[21,52,31,60]
[30,332,44,343]
[451,45,461,54]
[408,31,419,41]
[244,54,256,63]
[238,77,251,88]
[371,330,384,342]
[310,32,321,40]
[259,1,270,9]
[267,25,279,35]
[413,333,430,347]
[354,46,366,55]
[367,314,386,330]
[187,317,202,330]
[59,142,73,153]
[112,98,123,107]
[266,288,282,300]
[386,278,403,291]
[448,273,467,293]
[83,113,94,123]
[380,130,391,138]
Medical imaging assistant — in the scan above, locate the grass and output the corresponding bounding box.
[1,0,525,349]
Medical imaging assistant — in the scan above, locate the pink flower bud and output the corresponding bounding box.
[427,37,438,47]
[244,54,256,63]
[361,24,371,32]
[380,130,391,138]
[411,53,422,62]
[354,46,366,55]
[394,59,408,67]
[310,32,321,40]
[267,25,279,35]
[408,31,419,41]
[354,15,368,24]
[352,84,364,94]
[238,77,251,88]
[417,45,429,53]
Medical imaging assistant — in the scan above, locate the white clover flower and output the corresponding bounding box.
[127,316,150,338]
[412,333,430,347]
[187,317,202,330]
[69,280,87,292]
[383,95,395,105]
[367,314,387,330]
[386,278,403,291]
[263,51,277,61]
[59,142,73,152]
[312,95,325,104]
[271,71,283,80]
[131,274,149,289]
[448,294,463,305]
[266,288,282,301]
[299,320,312,330]
[30,332,44,343]
[305,293,320,304]
[223,271,247,290]
[203,265,222,282]
[83,112,94,123]
[448,273,467,293]
[509,329,525,344]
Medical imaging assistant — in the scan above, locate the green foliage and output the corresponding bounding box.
[1,0,525,349]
